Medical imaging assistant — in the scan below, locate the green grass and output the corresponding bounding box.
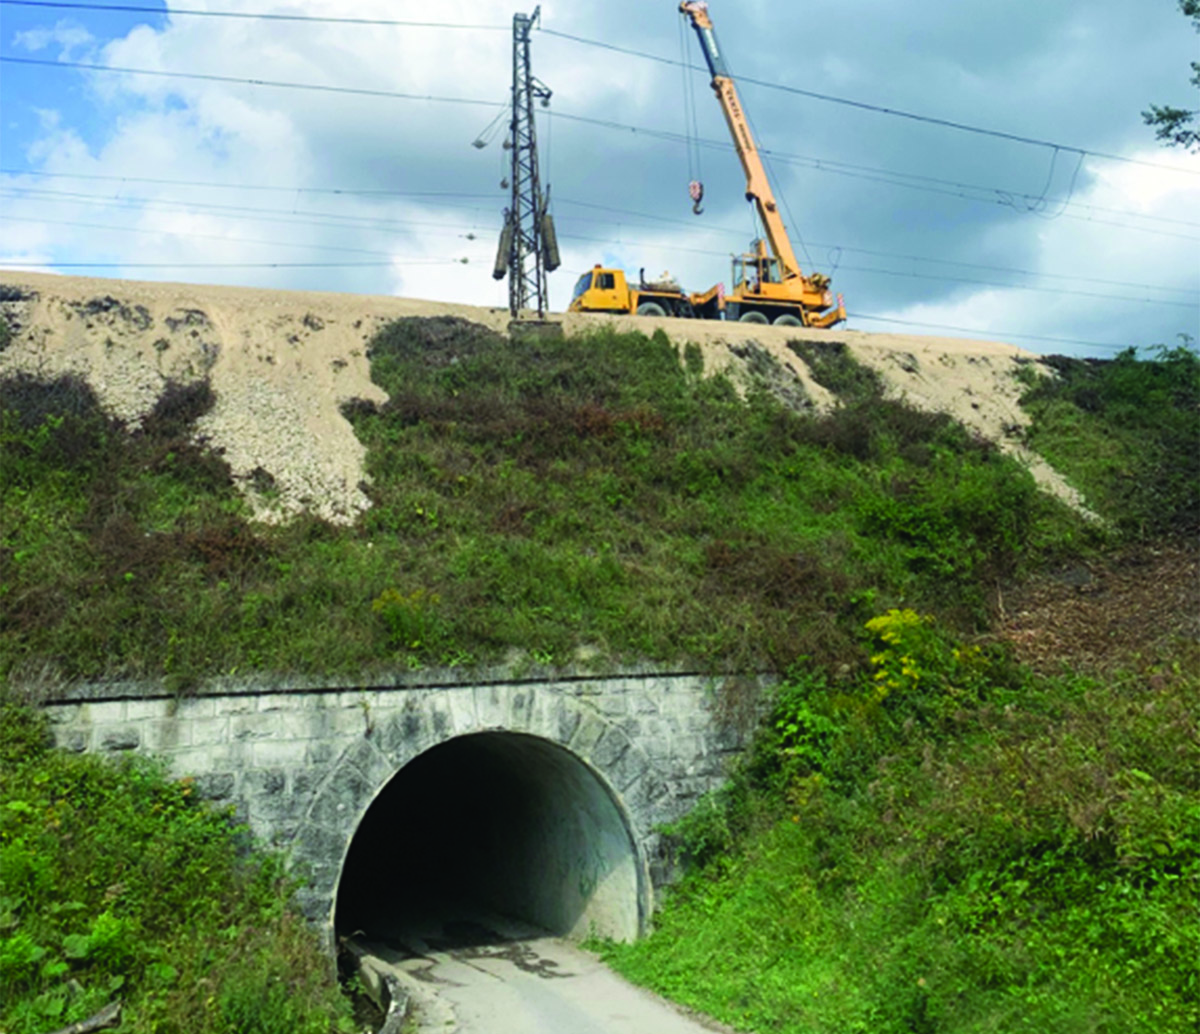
[1021,346,1200,538]
[599,626,1200,1033]
[0,320,1090,682]
[0,699,354,1034]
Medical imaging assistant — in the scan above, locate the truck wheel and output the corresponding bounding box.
[773,314,804,327]
[738,311,769,324]
[637,302,667,317]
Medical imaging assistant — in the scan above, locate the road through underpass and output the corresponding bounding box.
[352,915,732,1034]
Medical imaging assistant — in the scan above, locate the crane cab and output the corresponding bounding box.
[725,239,846,328]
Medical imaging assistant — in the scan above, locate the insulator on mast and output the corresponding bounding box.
[541,212,561,272]
[493,214,514,281]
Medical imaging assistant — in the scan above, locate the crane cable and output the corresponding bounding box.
[678,14,704,215]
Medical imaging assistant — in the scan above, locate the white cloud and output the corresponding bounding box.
[868,149,1200,354]
[2,0,1197,354]
[13,20,94,58]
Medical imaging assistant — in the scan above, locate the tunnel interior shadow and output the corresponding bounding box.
[334,732,641,950]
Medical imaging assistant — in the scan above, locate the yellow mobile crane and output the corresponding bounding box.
[570,2,846,328]
[680,0,845,327]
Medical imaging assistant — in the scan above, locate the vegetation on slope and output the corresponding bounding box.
[0,700,353,1034]
[0,323,1196,1033]
[1,321,1086,683]
[593,343,1200,1032]
[1021,345,1200,538]
[601,623,1200,1032]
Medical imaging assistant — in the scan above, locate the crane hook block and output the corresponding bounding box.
[689,180,705,216]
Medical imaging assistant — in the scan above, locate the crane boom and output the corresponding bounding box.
[680,1,804,282]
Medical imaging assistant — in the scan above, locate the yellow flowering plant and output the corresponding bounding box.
[865,608,988,720]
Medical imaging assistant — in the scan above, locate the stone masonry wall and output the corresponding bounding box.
[39,669,761,936]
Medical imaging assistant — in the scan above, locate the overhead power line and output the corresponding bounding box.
[5,186,1196,311]
[0,185,495,234]
[4,261,414,269]
[6,57,1194,241]
[552,197,1199,295]
[0,212,484,267]
[0,0,507,29]
[546,111,1200,242]
[538,28,1200,177]
[846,313,1142,353]
[5,2,1191,177]
[0,167,497,201]
[3,171,1190,296]
[0,55,506,107]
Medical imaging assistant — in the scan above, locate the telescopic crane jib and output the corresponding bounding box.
[679,0,846,328]
[492,5,561,319]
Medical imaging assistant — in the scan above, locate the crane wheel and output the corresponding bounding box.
[637,302,668,318]
[773,314,804,327]
[738,311,769,324]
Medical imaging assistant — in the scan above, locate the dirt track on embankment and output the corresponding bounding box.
[0,271,1092,523]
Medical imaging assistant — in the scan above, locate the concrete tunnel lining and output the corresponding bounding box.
[334,732,645,944]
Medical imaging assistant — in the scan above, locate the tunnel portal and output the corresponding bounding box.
[334,732,643,945]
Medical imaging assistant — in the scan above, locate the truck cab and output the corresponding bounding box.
[570,267,632,314]
[569,265,724,320]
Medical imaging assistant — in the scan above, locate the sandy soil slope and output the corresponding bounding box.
[0,271,1091,523]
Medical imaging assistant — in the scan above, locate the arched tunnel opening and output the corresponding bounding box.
[334,732,644,949]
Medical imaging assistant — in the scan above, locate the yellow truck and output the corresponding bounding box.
[568,266,724,319]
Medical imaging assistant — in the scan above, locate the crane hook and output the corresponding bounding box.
[688,180,705,216]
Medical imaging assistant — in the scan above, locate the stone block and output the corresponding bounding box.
[256,695,289,713]
[594,693,628,717]
[230,712,281,741]
[141,718,189,751]
[340,738,394,794]
[670,734,706,764]
[307,762,373,833]
[606,746,651,796]
[193,772,236,801]
[508,687,535,729]
[249,793,305,825]
[292,823,349,867]
[163,747,221,776]
[125,698,168,721]
[175,696,217,719]
[275,711,314,740]
[630,693,661,715]
[244,768,287,796]
[306,740,340,766]
[590,726,631,770]
[213,695,257,716]
[55,729,89,754]
[569,710,607,757]
[189,716,230,746]
[322,705,370,740]
[428,701,453,740]
[251,739,308,768]
[376,705,432,766]
[473,684,507,729]
[291,767,324,798]
[445,687,478,734]
[45,704,81,725]
[99,726,140,752]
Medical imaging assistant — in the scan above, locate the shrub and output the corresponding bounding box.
[0,700,353,1034]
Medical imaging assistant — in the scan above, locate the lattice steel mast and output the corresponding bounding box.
[492,6,560,318]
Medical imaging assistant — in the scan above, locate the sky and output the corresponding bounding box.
[0,0,1197,357]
